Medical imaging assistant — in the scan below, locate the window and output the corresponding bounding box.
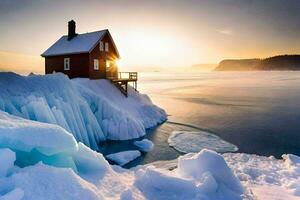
[105,60,110,69]
[94,59,99,70]
[99,41,104,51]
[105,42,109,52]
[64,58,70,70]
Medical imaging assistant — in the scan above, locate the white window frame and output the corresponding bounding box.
[105,42,109,52]
[99,41,104,51]
[94,59,99,70]
[64,58,70,70]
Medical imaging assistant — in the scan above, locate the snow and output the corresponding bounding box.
[251,185,300,200]
[223,153,300,200]
[106,150,141,166]
[41,30,107,57]
[134,149,247,200]
[0,149,15,177]
[168,130,238,153]
[134,139,154,152]
[178,149,244,199]
[0,72,166,150]
[10,163,103,200]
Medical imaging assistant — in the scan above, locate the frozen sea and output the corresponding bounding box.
[101,71,300,167]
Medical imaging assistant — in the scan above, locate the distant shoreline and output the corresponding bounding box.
[214,55,300,71]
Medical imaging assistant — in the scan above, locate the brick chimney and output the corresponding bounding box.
[68,20,77,40]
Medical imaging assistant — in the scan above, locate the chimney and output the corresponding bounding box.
[68,20,77,40]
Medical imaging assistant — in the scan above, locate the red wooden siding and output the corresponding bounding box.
[45,53,89,78]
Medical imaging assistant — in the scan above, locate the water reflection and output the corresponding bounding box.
[101,71,300,168]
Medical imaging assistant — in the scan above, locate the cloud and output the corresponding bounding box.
[217,29,234,36]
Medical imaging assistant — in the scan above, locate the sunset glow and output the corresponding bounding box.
[0,0,300,73]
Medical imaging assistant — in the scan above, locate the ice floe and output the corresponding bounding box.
[106,150,141,166]
[168,130,238,153]
[134,139,154,152]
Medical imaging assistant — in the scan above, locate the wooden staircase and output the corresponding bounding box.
[109,72,138,97]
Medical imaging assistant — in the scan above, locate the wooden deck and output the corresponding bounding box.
[109,72,138,97]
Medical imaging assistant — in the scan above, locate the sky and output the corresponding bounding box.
[0,0,300,73]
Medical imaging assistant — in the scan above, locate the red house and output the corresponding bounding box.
[42,20,137,96]
[41,20,120,79]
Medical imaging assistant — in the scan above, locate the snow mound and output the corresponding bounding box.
[134,139,154,152]
[0,72,166,149]
[168,130,238,153]
[178,150,244,195]
[135,149,245,200]
[106,150,141,166]
[11,163,104,200]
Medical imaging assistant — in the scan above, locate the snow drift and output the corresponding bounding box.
[0,72,166,150]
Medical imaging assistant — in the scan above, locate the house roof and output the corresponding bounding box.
[41,29,120,58]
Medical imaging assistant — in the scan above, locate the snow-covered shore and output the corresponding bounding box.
[0,72,299,199]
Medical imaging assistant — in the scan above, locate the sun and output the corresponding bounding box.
[115,59,123,68]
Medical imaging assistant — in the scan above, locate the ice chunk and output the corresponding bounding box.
[178,149,244,197]
[168,130,238,153]
[73,142,109,174]
[0,111,78,156]
[0,148,15,177]
[106,150,141,166]
[0,111,79,170]
[134,139,154,152]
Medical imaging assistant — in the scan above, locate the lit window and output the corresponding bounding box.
[106,60,110,68]
[64,58,70,70]
[94,59,99,70]
[99,41,104,51]
[105,42,109,52]
[106,60,110,71]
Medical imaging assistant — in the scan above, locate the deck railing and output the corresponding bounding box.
[118,72,138,80]
[109,72,138,97]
